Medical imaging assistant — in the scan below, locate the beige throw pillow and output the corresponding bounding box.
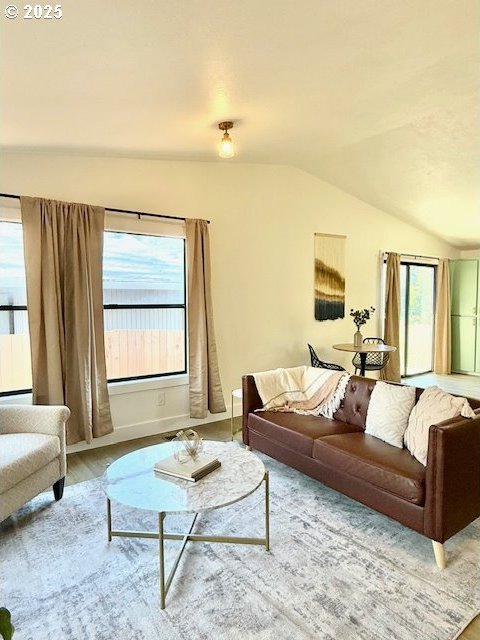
[365,381,416,448]
[404,386,476,466]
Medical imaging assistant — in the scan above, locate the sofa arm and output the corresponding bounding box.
[424,413,480,543]
[242,375,263,445]
[0,404,70,451]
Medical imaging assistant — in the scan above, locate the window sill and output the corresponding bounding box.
[0,392,32,403]
[107,374,189,396]
[0,374,189,402]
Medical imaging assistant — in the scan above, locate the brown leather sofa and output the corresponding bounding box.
[242,374,480,568]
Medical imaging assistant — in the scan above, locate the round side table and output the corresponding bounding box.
[231,388,242,440]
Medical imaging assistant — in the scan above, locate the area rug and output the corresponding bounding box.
[1,454,478,640]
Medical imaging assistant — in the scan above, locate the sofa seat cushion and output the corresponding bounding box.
[248,412,364,457]
[0,433,60,493]
[313,433,426,505]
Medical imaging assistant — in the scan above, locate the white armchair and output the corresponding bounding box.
[0,404,70,522]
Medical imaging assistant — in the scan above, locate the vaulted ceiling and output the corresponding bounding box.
[1,0,478,247]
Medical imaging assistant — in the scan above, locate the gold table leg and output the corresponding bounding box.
[265,471,270,551]
[106,498,112,542]
[159,512,166,609]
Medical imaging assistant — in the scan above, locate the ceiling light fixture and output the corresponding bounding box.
[218,121,234,158]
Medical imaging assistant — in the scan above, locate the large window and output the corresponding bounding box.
[103,231,186,381]
[0,221,186,395]
[0,221,31,394]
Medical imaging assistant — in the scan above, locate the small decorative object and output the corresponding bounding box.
[172,429,203,464]
[350,307,375,347]
[314,233,346,321]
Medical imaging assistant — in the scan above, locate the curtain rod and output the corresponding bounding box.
[383,250,439,262]
[0,193,210,224]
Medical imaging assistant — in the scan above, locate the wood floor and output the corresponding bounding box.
[66,417,479,640]
[405,371,480,399]
[66,418,240,486]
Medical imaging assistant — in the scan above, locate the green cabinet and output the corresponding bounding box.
[477,318,480,373]
[451,316,477,372]
[450,260,478,316]
[450,259,480,374]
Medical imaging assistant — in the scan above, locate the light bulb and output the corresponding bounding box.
[219,132,234,158]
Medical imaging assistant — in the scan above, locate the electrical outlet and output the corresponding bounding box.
[157,391,165,406]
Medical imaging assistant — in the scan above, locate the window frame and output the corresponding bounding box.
[0,301,30,396]
[0,219,188,396]
[103,232,187,383]
[381,255,437,379]
[0,216,30,396]
[399,260,437,378]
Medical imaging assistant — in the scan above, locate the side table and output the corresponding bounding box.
[231,388,242,440]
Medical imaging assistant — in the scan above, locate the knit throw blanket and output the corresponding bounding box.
[253,366,351,419]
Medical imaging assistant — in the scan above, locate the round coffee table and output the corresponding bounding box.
[103,441,269,609]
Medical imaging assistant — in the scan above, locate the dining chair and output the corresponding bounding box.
[352,337,390,375]
[308,344,345,371]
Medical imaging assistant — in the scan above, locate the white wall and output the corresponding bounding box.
[0,152,459,450]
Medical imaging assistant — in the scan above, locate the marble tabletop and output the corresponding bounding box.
[103,440,265,515]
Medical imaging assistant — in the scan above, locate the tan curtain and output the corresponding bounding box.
[381,252,401,382]
[186,219,225,418]
[433,258,451,374]
[21,196,113,445]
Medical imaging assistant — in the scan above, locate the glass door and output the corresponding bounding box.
[399,263,436,377]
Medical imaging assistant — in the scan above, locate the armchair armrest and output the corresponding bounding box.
[424,413,480,542]
[242,375,263,445]
[0,405,70,452]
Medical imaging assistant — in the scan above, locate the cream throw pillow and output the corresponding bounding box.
[365,381,416,448]
[404,386,476,466]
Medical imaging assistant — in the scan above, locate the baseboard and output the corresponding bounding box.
[66,404,242,454]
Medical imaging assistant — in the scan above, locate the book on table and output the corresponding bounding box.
[154,453,221,482]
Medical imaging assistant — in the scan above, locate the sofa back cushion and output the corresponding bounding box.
[333,376,425,430]
[333,376,376,429]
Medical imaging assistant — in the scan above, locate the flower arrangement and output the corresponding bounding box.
[350,306,375,330]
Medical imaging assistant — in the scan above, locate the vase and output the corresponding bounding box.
[354,330,363,347]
